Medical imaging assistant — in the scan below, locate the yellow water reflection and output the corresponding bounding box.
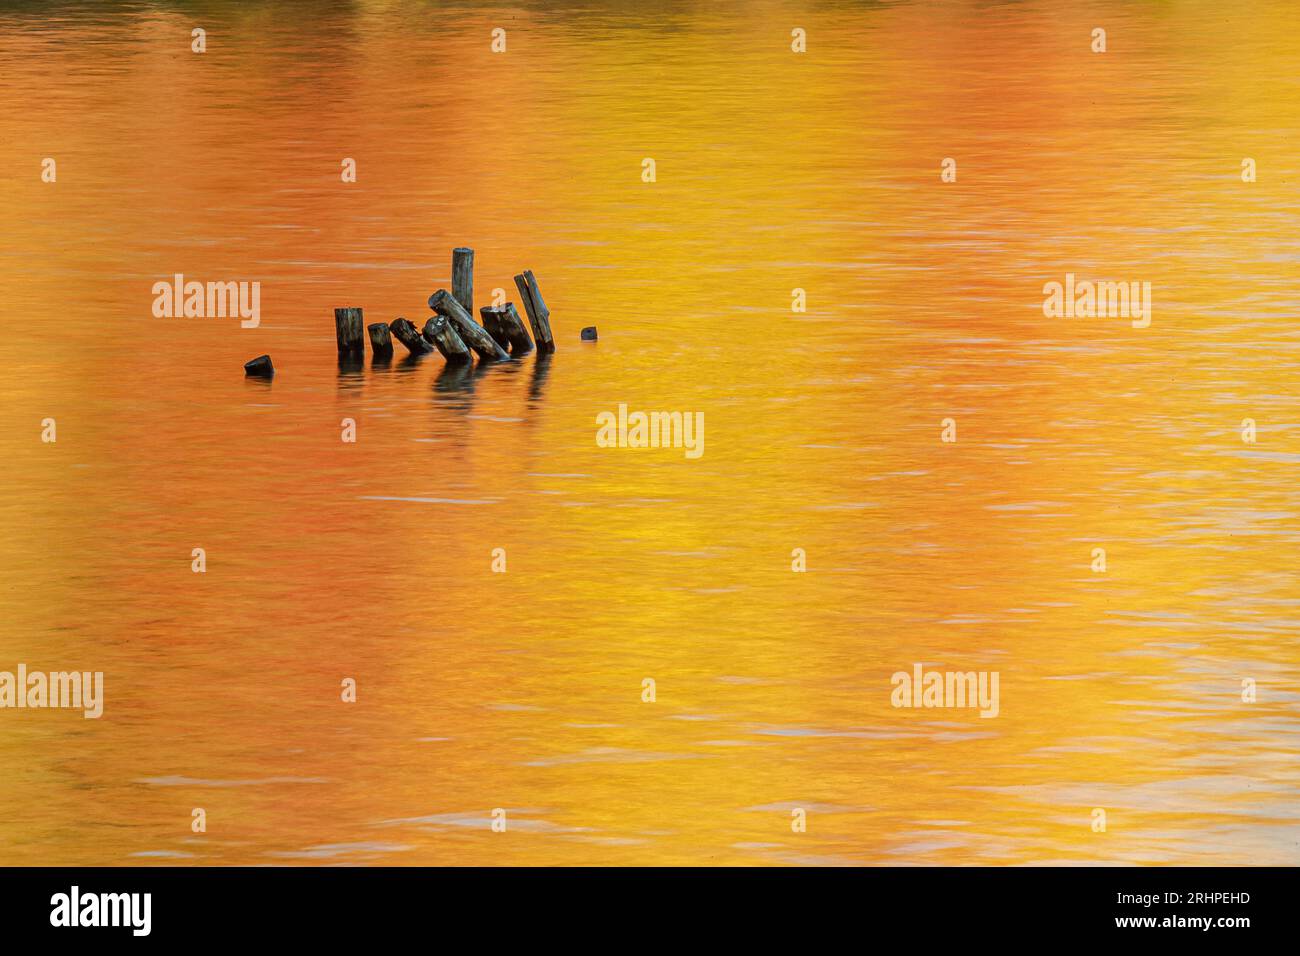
[0,0,1298,865]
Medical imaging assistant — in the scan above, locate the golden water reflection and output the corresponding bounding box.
[0,0,1298,865]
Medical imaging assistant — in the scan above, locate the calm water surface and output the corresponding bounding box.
[1,0,1298,865]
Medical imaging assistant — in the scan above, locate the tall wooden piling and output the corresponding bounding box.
[428,289,510,361]
[513,270,555,353]
[452,247,474,318]
[368,322,393,359]
[389,317,434,355]
[423,315,472,363]
[335,307,365,358]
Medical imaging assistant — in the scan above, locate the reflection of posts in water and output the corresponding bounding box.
[395,352,428,375]
[529,351,552,401]
[244,372,274,389]
[435,360,476,394]
[337,352,365,376]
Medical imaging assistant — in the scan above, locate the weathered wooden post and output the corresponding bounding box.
[452,247,474,317]
[428,289,510,361]
[513,271,555,353]
[480,305,507,349]
[481,305,533,354]
[503,303,536,353]
[423,315,472,363]
[389,317,434,355]
[244,354,274,377]
[335,307,365,358]
[368,322,393,359]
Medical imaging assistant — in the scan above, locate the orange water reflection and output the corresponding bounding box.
[0,0,1298,865]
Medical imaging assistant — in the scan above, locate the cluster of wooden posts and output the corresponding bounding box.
[243,248,582,378]
[339,248,556,366]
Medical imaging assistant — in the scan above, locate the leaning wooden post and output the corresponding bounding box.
[452,247,474,317]
[428,289,510,361]
[481,305,533,354]
[502,303,535,354]
[423,315,472,363]
[480,306,507,349]
[335,307,365,358]
[512,270,555,353]
[368,322,393,359]
[389,317,434,355]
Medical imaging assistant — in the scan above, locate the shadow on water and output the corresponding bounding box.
[475,355,516,379]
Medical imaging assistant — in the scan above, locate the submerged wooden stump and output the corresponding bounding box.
[428,289,510,361]
[389,317,434,355]
[244,354,274,377]
[513,270,555,353]
[452,247,474,318]
[368,322,393,359]
[423,315,472,363]
[481,304,534,354]
[334,307,365,358]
